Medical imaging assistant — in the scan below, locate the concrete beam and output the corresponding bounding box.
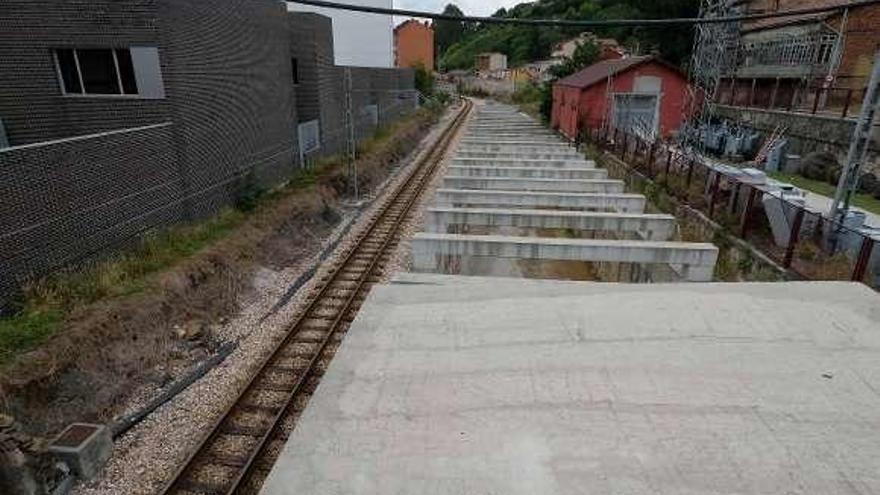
[456,151,584,160]
[461,139,567,146]
[442,176,625,194]
[424,207,677,240]
[459,144,577,153]
[410,233,718,282]
[452,158,595,169]
[435,189,647,213]
[446,166,607,180]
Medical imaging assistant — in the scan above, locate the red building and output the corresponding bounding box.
[551,56,692,141]
[394,19,434,70]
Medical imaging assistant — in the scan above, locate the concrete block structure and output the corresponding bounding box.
[260,275,880,494]
[0,0,416,306]
[48,423,112,480]
[411,102,719,283]
[424,208,677,241]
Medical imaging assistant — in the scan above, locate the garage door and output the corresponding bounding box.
[612,94,659,140]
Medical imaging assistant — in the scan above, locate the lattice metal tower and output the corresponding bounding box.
[683,0,741,147]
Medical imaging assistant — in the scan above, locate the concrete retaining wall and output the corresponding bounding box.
[715,104,880,174]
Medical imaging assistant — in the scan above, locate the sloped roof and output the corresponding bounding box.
[742,0,849,33]
[554,56,654,89]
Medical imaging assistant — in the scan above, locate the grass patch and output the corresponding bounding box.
[768,171,880,216]
[0,209,246,365]
[0,106,442,367]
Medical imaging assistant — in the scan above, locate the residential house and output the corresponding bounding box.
[551,56,692,141]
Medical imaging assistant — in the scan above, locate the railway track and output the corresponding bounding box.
[160,98,472,495]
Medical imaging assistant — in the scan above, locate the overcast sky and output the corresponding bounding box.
[395,0,522,19]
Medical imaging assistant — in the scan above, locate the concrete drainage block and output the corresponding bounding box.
[48,424,112,480]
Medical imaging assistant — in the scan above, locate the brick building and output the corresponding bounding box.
[394,19,434,70]
[552,56,692,141]
[0,0,416,307]
[718,0,880,108]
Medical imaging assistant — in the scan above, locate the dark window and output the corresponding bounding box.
[77,49,120,94]
[115,49,138,95]
[54,48,145,96]
[56,49,82,94]
[292,58,299,85]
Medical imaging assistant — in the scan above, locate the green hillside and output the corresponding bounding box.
[437,0,698,71]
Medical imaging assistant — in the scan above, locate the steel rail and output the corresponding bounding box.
[160,98,472,495]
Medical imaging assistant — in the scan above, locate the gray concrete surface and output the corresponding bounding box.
[442,177,625,193]
[410,233,719,281]
[446,166,607,179]
[424,207,677,240]
[435,189,647,213]
[260,274,880,495]
[452,157,595,168]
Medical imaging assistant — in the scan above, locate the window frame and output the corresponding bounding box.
[53,47,143,98]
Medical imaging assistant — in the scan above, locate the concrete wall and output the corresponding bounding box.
[715,104,880,174]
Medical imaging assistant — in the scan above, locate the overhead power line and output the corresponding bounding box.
[288,0,880,28]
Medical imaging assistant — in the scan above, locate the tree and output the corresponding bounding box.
[541,41,601,121]
[548,41,600,80]
[413,63,434,96]
[435,4,466,61]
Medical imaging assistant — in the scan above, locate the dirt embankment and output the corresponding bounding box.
[0,109,438,437]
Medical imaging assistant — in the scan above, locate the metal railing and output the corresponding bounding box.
[579,125,879,288]
[718,78,868,119]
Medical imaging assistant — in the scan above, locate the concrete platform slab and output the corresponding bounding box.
[424,207,677,240]
[456,151,584,160]
[459,145,579,154]
[442,177,625,193]
[452,158,595,168]
[435,189,647,213]
[410,233,718,281]
[260,276,880,495]
[446,166,607,179]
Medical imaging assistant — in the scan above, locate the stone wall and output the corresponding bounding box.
[715,104,880,174]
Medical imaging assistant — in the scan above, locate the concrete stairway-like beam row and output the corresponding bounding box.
[408,103,718,282]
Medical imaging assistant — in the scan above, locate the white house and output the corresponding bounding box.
[288,0,393,68]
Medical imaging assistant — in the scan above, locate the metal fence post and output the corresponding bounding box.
[686,158,695,188]
[740,187,758,238]
[851,236,875,282]
[783,208,806,268]
[665,148,672,179]
[729,182,742,215]
[708,172,722,218]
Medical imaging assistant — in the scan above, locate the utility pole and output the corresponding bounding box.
[829,51,880,223]
[344,67,358,202]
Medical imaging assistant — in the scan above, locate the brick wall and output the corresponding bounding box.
[830,5,880,90]
[159,0,299,218]
[0,124,181,303]
[0,0,169,146]
[0,2,417,307]
[289,13,329,124]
